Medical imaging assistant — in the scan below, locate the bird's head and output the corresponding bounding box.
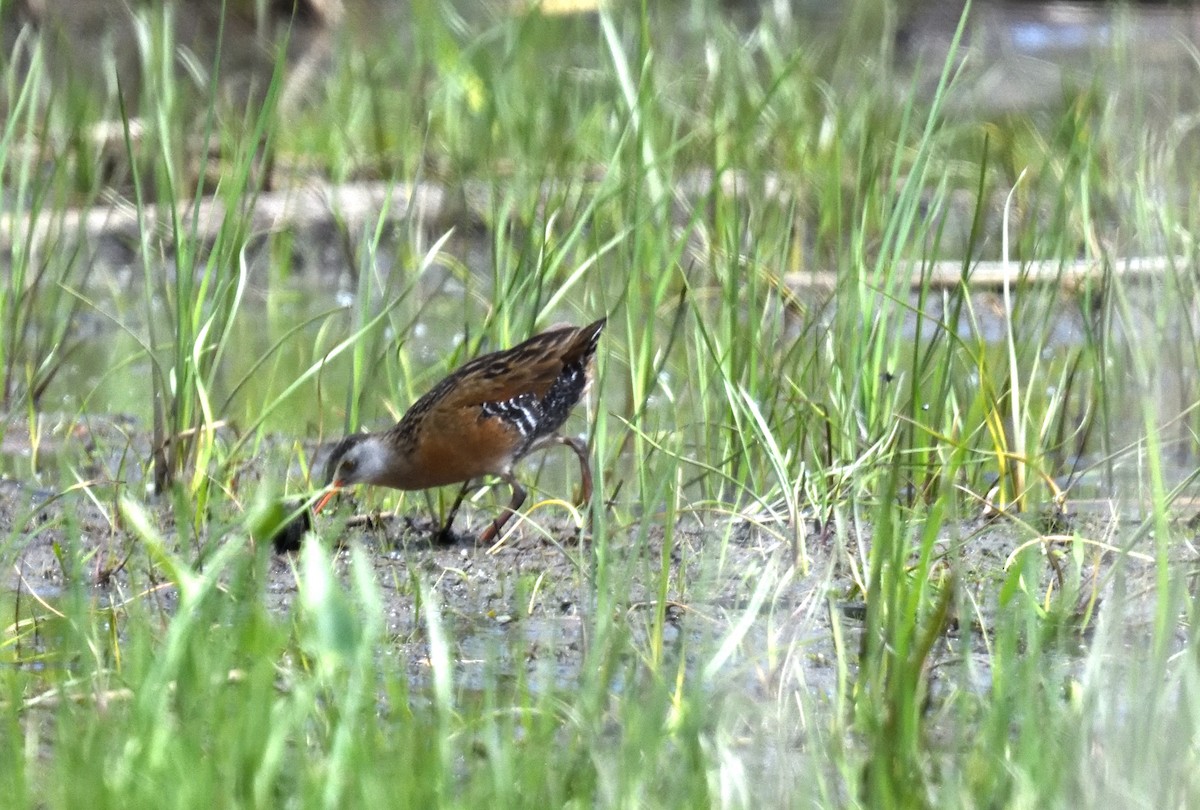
[315,433,391,512]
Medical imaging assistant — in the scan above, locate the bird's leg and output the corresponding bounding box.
[479,472,526,544]
[437,481,473,543]
[553,435,593,504]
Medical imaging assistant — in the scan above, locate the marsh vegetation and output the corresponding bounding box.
[2,0,1200,806]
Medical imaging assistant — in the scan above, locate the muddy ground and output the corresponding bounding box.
[2,413,1191,706]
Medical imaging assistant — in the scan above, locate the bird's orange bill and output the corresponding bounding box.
[314,484,342,514]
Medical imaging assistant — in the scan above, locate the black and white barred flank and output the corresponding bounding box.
[479,393,542,439]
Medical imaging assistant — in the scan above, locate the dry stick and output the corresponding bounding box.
[782,255,1179,292]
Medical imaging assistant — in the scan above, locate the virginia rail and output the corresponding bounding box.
[317,318,605,542]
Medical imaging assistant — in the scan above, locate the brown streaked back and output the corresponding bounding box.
[385,318,606,448]
[440,318,605,408]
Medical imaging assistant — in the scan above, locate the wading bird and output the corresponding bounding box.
[317,318,605,542]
